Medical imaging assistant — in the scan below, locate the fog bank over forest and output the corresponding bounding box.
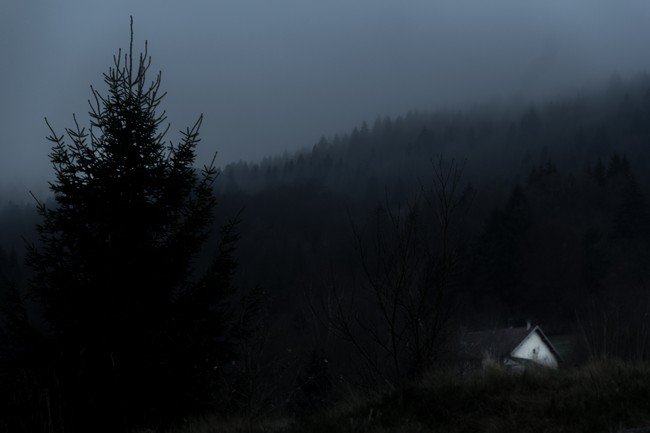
[2,1,650,196]
[7,3,650,431]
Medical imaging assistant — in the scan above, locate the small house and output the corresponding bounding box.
[459,324,562,369]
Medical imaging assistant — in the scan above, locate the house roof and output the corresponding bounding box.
[547,334,579,362]
[459,326,562,362]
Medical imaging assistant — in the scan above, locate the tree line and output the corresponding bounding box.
[2,23,650,432]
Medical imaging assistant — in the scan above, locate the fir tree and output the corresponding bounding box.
[26,20,245,432]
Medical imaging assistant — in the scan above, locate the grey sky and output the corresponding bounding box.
[2,0,650,195]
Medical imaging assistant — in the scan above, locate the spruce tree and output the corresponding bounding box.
[27,21,242,431]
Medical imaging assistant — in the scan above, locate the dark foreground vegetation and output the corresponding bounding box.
[4,22,650,432]
[166,360,650,433]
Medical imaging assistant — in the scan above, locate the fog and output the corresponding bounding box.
[1,0,650,194]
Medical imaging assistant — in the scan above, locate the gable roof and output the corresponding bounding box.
[546,333,580,363]
[514,326,563,363]
[459,326,563,363]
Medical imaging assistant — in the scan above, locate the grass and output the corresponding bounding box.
[172,360,650,433]
[139,416,293,433]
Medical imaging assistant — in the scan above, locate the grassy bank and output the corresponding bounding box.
[170,360,650,433]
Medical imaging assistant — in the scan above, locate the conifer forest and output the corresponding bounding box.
[3,3,650,432]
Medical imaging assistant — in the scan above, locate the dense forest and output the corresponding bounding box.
[214,71,650,357]
[3,35,650,430]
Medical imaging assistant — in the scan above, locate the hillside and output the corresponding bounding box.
[4,74,650,429]
[170,360,650,433]
[211,74,650,336]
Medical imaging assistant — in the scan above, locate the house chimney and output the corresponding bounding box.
[526,320,532,330]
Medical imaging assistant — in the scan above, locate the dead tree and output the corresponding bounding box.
[328,157,472,388]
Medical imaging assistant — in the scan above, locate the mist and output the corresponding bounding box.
[2,0,650,195]
[8,2,650,431]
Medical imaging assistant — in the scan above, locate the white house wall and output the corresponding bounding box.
[510,331,558,368]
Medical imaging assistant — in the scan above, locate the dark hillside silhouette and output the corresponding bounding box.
[3,21,650,433]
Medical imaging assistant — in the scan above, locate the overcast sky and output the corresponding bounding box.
[2,0,650,195]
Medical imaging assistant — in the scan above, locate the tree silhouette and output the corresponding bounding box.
[26,20,244,432]
[473,184,531,312]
